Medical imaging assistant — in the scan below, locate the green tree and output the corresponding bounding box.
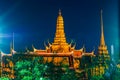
[0,77,10,80]
[90,75,105,80]
[14,57,47,80]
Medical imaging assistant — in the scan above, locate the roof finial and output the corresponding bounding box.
[59,9,61,15]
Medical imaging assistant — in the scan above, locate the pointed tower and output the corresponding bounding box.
[53,9,67,45]
[98,10,108,55]
[96,10,110,76]
[50,9,70,53]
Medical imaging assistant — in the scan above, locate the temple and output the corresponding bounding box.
[31,10,94,68]
[0,10,110,79]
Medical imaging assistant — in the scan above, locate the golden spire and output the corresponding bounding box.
[53,9,67,44]
[51,9,71,53]
[100,9,105,46]
[98,10,109,55]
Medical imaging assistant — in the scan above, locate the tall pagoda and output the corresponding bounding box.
[98,10,110,61]
[94,10,110,76]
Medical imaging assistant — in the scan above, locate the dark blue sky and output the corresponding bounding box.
[0,0,119,58]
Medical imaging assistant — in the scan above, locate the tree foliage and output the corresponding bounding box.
[14,57,47,80]
[14,56,120,80]
[0,77,10,80]
[14,57,82,80]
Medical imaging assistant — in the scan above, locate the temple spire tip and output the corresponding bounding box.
[59,9,61,15]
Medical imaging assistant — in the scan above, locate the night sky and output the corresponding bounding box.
[0,0,119,59]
